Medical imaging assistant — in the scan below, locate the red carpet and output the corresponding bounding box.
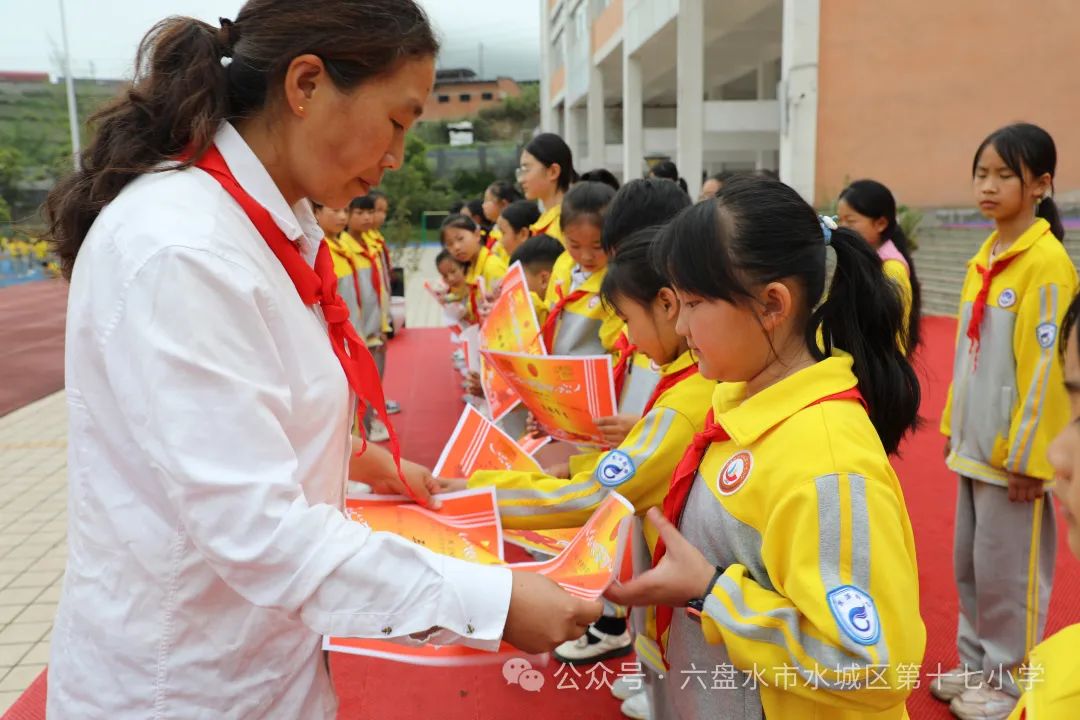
[6,320,1080,720]
[0,280,67,417]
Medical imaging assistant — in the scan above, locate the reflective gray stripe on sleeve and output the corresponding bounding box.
[1010,285,1058,470]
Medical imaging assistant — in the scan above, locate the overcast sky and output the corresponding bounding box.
[0,0,540,81]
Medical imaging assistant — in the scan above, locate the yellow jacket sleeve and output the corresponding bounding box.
[699,472,924,714]
[568,451,603,477]
[882,260,912,355]
[482,253,509,289]
[469,407,694,529]
[1006,280,1075,481]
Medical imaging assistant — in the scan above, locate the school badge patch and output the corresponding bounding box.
[1037,322,1058,349]
[827,585,881,646]
[596,450,636,488]
[717,451,752,495]
[997,288,1017,308]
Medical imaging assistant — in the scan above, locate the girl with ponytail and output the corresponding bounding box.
[45,2,600,715]
[604,175,924,719]
[837,179,923,354]
[934,123,1078,718]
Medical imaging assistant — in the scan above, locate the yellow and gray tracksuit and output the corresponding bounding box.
[941,217,1078,695]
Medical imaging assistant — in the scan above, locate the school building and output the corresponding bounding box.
[422,68,523,122]
[538,0,1080,207]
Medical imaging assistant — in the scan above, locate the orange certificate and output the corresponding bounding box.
[432,405,543,479]
[480,349,617,446]
[513,492,633,600]
[479,262,546,421]
[504,527,580,557]
[342,488,505,566]
[324,492,633,666]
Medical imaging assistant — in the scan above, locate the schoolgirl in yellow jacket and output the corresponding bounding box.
[607,178,924,720]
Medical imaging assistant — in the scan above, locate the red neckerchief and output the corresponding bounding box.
[539,283,589,351]
[641,362,700,417]
[611,332,637,401]
[325,234,364,312]
[966,226,1050,361]
[652,386,867,665]
[192,145,419,504]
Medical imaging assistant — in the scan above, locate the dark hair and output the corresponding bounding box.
[579,168,621,192]
[838,179,923,353]
[658,176,919,454]
[435,248,467,271]
[649,160,689,194]
[973,123,1064,241]
[499,200,541,233]
[510,233,564,271]
[449,200,466,214]
[750,168,779,181]
[466,199,489,228]
[1062,291,1080,360]
[349,195,376,212]
[487,180,522,205]
[600,228,667,311]
[524,133,577,191]
[439,213,478,243]
[44,0,438,279]
[368,189,387,204]
[602,177,691,253]
[561,181,616,230]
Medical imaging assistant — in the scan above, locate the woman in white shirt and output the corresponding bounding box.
[42,2,601,717]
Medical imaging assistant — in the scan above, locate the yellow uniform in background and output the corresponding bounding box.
[470,353,709,529]
[463,245,508,324]
[641,354,924,720]
[542,261,623,356]
[1007,624,1080,719]
[530,203,563,244]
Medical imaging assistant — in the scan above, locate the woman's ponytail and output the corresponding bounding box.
[810,226,921,454]
[45,17,231,278]
[43,0,439,279]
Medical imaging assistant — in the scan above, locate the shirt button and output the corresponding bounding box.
[381,626,393,635]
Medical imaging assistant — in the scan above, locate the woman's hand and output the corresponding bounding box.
[502,571,603,655]
[1007,471,1046,502]
[595,414,639,448]
[436,477,469,494]
[350,437,441,509]
[604,508,717,608]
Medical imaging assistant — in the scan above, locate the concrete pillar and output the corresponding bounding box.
[587,63,605,171]
[622,54,644,182]
[676,0,705,199]
[779,0,820,202]
[564,102,581,163]
[539,0,556,132]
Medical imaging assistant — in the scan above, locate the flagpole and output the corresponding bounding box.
[58,0,80,170]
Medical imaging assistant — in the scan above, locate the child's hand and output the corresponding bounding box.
[445,302,468,320]
[1006,471,1045,502]
[595,414,639,448]
[477,298,494,321]
[526,413,547,439]
[604,508,717,608]
[943,438,951,460]
[543,462,570,478]
[466,371,484,397]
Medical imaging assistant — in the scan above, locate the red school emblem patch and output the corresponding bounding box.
[717,451,753,495]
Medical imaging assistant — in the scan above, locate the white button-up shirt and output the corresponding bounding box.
[48,123,512,719]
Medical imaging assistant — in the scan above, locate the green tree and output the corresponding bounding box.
[0,146,26,212]
[377,133,453,243]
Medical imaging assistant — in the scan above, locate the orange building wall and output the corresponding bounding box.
[816,1,1080,208]
[592,0,623,54]
[423,78,522,121]
[550,65,566,101]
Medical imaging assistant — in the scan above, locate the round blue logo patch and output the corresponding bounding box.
[595,450,635,488]
[1037,322,1058,349]
[998,289,1017,308]
[827,585,881,646]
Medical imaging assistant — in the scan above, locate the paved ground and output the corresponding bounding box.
[0,246,446,712]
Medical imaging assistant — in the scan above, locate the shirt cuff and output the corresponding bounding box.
[432,556,513,652]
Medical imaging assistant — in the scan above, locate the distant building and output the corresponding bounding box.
[423,68,522,121]
[540,0,1080,206]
